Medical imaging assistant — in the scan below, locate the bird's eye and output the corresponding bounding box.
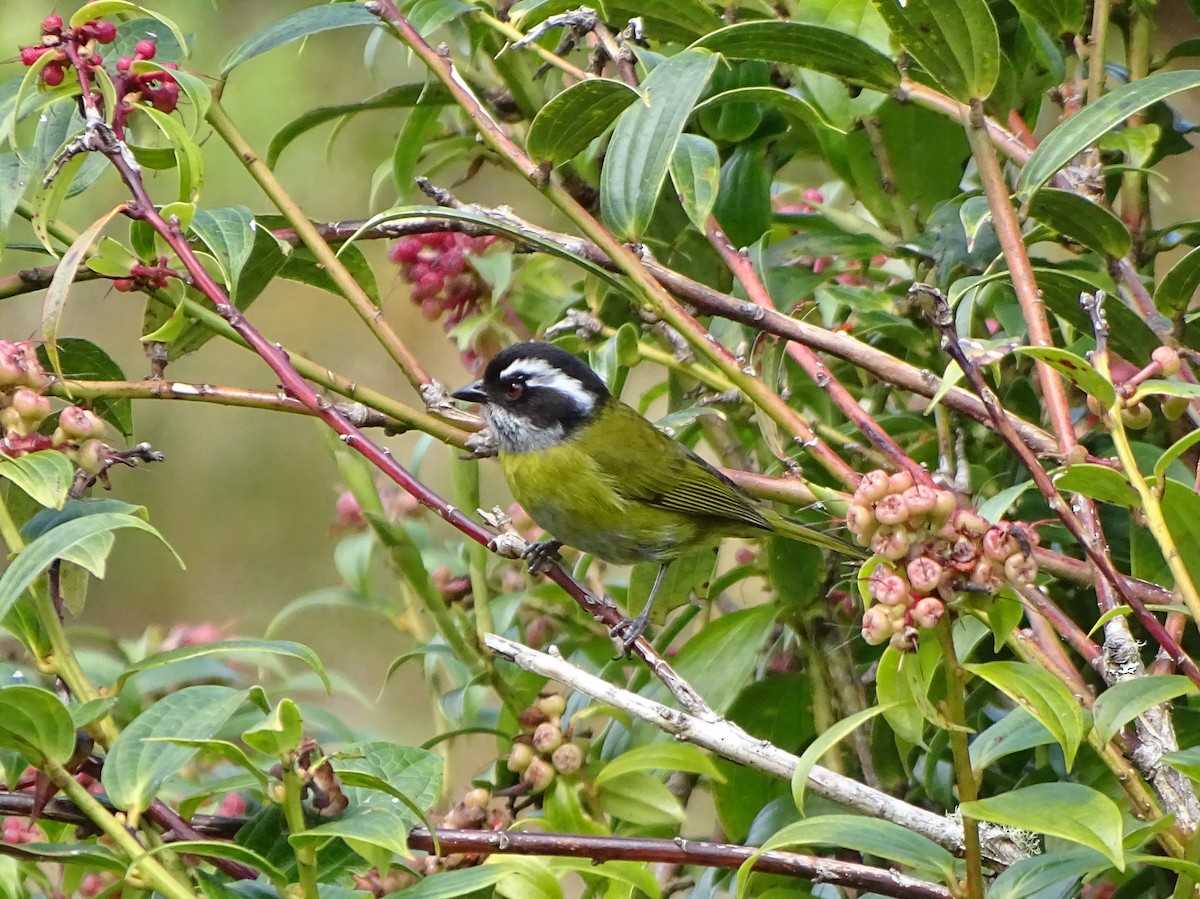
[503,380,524,401]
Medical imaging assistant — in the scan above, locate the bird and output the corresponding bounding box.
[451,341,860,653]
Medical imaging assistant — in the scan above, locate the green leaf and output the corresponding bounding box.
[598,771,686,826]
[134,105,204,201]
[876,636,941,746]
[242,698,304,756]
[103,685,246,815]
[668,134,720,233]
[759,814,957,882]
[41,206,126,379]
[220,4,382,75]
[28,151,84,257]
[1162,746,1200,781]
[642,605,777,715]
[267,84,452,168]
[791,705,890,812]
[0,512,180,623]
[190,206,255,295]
[35,338,133,436]
[595,742,724,788]
[0,451,74,510]
[964,661,1086,768]
[112,639,330,695]
[1027,189,1132,257]
[0,685,75,765]
[334,740,442,822]
[961,783,1125,869]
[1018,70,1200,200]
[692,21,898,92]
[1007,0,1085,38]
[1161,480,1200,591]
[393,102,442,197]
[376,865,504,899]
[1156,430,1200,487]
[969,708,1057,772]
[600,50,717,239]
[1017,346,1116,405]
[1092,675,1197,743]
[989,847,1109,899]
[1035,269,1159,361]
[1155,245,1200,317]
[871,0,999,101]
[144,840,287,886]
[527,79,640,165]
[603,0,722,41]
[1053,463,1139,507]
[693,85,841,134]
[712,142,772,248]
[279,243,379,307]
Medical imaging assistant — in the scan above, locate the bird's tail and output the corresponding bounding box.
[766,509,868,559]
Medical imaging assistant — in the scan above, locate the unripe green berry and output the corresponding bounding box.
[75,439,105,475]
[931,489,957,524]
[1153,345,1181,377]
[889,626,919,653]
[1120,402,1152,430]
[537,694,566,719]
[463,787,491,808]
[507,742,534,773]
[1163,396,1189,421]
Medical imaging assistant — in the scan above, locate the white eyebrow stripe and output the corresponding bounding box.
[499,357,596,414]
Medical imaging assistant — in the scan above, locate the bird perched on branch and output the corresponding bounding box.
[453,341,860,652]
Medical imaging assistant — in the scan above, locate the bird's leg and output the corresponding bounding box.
[523,539,563,574]
[610,562,668,657]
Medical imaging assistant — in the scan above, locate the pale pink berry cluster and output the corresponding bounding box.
[850,469,1039,651]
[0,340,109,474]
[506,694,583,794]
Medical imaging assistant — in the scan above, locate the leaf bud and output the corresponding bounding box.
[1163,396,1189,421]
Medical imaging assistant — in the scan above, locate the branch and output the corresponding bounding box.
[406,828,954,899]
[484,633,1030,868]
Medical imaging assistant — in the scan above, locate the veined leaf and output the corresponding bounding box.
[600,50,717,239]
[527,79,639,165]
[221,4,382,75]
[871,0,999,102]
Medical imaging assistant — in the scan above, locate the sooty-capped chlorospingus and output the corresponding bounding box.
[452,341,860,652]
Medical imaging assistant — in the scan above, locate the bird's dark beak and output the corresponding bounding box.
[450,381,488,404]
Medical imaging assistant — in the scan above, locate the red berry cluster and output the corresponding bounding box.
[506,694,583,794]
[0,339,111,473]
[776,189,889,287]
[19,18,180,130]
[389,232,498,323]
[849,469,1039,652]
[19,15,115,87]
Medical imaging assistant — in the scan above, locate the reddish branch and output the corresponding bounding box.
[407,828,954,899]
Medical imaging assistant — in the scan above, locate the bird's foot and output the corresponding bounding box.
[608,612,650,658]
[523,539,562,574]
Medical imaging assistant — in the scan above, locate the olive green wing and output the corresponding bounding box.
[588,401,772,530]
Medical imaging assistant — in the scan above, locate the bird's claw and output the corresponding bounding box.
[608,613,649,658]
[523,539,562,574]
